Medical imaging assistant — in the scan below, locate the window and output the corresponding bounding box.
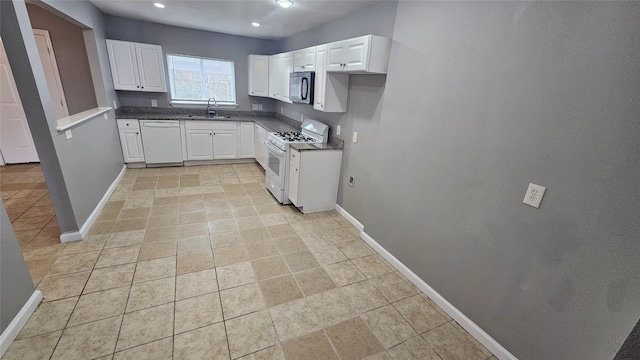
[166,54,236,105]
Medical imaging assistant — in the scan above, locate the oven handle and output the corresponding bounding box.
[265,141,286,156]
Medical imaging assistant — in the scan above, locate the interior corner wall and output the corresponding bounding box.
[0,200,35,333]
[103,15,276,111]
[366,1,640,359]
[26,3,98,115]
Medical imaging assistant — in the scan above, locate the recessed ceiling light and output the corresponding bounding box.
[153,3,165,9]
[251,22,261,27]
[276,0,294,9]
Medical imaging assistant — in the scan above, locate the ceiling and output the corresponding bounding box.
[89,0,391,40]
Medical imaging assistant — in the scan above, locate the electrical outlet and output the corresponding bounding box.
[280,107,284,114]
[348,176,355,187]
[64,130,72,140]
[151,99,158,107]
[103,113,108,120]
[352,131,358,143]
[337,125,341,135]
[252,104,259,111]
[523,183,546,208]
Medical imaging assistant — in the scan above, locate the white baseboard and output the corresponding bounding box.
[360,231,517,360]
[58,165,126,242]
[0,290,43,358]
[335,204,364,231]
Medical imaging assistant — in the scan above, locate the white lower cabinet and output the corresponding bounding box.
[117,119,145,164]
[213,131,238,159]
[185,129,214,160]
[288,148,343,213]
[239,122,254,158]
[254,123,268,169]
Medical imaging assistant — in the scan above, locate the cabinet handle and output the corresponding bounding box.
[210,132,213,136]
[136,132,139,135]
[136,86,140,88]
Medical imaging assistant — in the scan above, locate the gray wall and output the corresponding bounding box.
[363,2,640,359]
[0,200,35,333]
[2,0,123,230]
[104,15,276,112]
[26,3,98,115]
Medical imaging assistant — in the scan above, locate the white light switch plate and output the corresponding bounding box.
[523,183,546,208]
[337,125,341,135]
[352,131,358,143]
[65,130,72,140]
[151,100,158,107]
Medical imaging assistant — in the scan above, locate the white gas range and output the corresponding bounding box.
[265,119,329,204]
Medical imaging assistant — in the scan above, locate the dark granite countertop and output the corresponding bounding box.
[291,140,344,151]
[115,107,299,133]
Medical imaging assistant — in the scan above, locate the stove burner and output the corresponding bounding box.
[273,132,316,142]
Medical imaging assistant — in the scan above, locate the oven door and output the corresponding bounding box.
[265,141,287,190]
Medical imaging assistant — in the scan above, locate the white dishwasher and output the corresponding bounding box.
[139,120,183,165]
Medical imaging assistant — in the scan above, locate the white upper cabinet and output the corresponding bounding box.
[106,40,167,92]
[268,52,293,103]
[314,44,349,113]
[325,35,391,74]
[293,46,316,72]
[248,54,269,97]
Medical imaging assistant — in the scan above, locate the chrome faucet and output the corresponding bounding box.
[207,97,217,117]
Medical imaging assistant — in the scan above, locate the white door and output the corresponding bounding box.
[119,129,145,163]
[213,131,238,159]
[0,37,39,164]
[186,129,214,160]
[32,29,69,119]
[135,43,167,92]
[106,40,140,91]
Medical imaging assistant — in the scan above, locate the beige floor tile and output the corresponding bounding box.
[113,336,172,360]
[210,230,244,248]
[2,330,62,360]
[361,305,417,349]
[126,277,175,312]
[149,206,179,218]
[38,271,91,301]
[293,267,336,297]
[104,230,145,249]
[175,292,223,334]
[259,213,288,226]
[298,232,333,249]
[117,303,174,351]
[364,351,391,359]
[309,245,348,265]
[281,330,338,360]
[325,261,366,287]
[266,224,297,239]
[352,255,394,278]
[143,226,178,243]
[177,250,214,275]
[422,322,485,360]
[235,216,264,230]
[64,285,124,326]
[258,274,304,307]
[273,236,308,254]
[220,283,266,319]
[138,240,177,261]
[112,218,148,233]
[254,203,281,215]
[84,263,135,294]
[343,281,389,314]
[225,310,278,359]
[307,288,356,328]
[251,255,290,281]
[449,321,493,358]
[325,317,385,360]
[60,237,107,255]
[369,272,419,303]
[176,268,218,300]
[177,222,209,239]
[177,235,211,254]
[245,240,279,260]
[51,315,122,360]
[48,250,101,275]
[387,336,442,360]
[322,228,355,244]
[133,256,176,283]
[313,217,343,230]
[393,294,449,334]
[208,219,239,234]
[237,345,285,360]
[336,240,373,259]
[217,261,256,290]
[268,298,321,342]
[119,207,151,219]
[214,244,249,266]
[147,214,178,229]
[239,227,271,243]
[17,297,77,339]
[232,206,259,218]
[95,245,140,268]
[283,250,320,273]
[174,323,229,360]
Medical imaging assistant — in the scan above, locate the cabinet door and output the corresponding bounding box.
[302,47,316,71]
[254,124,267,169]
[119,129,145,162]
[279,52,293,101]
[293,50,305,72]
[326,41,345,72]
[239,122,255,158]
[344,36,370,72]
[106,40,140,90]
[213,131,238,159]
[268,55,278,98]
[135,43,167,92]
[248,55,269,97]
[186,129,214,160]
[288,163,300,206]
[313,45,327,111]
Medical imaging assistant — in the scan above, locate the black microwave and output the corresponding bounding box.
[289,71,315,104]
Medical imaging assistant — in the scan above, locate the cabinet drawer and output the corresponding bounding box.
[117,119,139,130]
[185,120,238,131]
[290,148,301,165]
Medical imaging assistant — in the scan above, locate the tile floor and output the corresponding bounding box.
[1,163,496,360]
